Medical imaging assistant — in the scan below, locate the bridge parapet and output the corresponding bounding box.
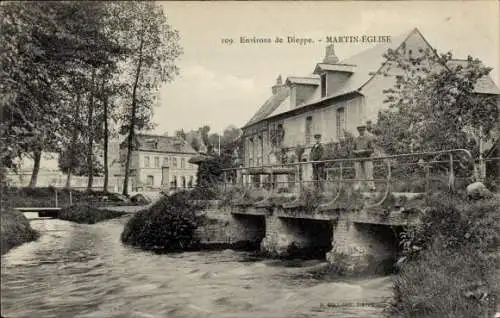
[221,149,477,210]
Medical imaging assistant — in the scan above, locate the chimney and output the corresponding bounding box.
[323,44,339,64]
[271,74,283,94]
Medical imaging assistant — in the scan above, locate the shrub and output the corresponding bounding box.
[392,193,500,317]
[121,191,200,251]
[1,208,39,254]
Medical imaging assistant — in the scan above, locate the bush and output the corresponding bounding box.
[58,204,127,224]
[121,191,200,251]
[393,243,497,317]
[1,208,39,254]
[392,193,500,317]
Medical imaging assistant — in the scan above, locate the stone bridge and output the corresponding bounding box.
[197,149,486,274]
[197,196,421,274]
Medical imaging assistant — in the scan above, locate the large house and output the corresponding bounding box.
[241,28,500,180]
[118,134,198,192]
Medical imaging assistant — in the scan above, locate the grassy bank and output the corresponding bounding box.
[1,187,138,208]
[391,193,499,317]
[1,208,39,255]
[57,204,128,224]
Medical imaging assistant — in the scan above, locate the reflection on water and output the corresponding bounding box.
[1,217,393,318]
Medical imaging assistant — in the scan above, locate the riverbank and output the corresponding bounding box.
[0,208,39,255]
[1,186,140,209]
[57,204,129,224]
[391,193,500,317]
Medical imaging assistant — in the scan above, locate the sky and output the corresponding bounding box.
[154,1,499,136]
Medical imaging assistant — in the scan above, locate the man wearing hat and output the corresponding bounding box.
[353,124,376,191]
[310,133,325,190]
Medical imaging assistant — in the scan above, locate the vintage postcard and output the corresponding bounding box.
[1,1,499,317]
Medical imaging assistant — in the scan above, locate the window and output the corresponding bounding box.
[305,116,313,144]
[163,157,169,167]
[146,175,154,186]
[320,73,327,97]
[144,156,150,168]
[257,135,263,166]
[172,157,177,168]
[248,138,254,166]
[181,158,185,169]
[336,108,345,140]
[154,156,160,168]
[171,175,177,188]
[188,176,194,187]
[181,176,186,188]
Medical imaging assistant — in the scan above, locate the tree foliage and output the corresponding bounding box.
[373,44,498,156]
[1,2,129,188]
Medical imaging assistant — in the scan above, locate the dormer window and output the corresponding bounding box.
[320,73,327,97]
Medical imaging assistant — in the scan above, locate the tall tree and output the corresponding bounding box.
[119,2,182,196]
[1,2,124,187]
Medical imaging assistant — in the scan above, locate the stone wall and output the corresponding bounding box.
[194,207,265,248]
[261,215,332,257]
[326,219,399,274]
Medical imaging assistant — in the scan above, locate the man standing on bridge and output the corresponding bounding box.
[353,124,376,191]
[310,133,325,190]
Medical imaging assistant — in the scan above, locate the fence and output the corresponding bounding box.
[219,149,492,208]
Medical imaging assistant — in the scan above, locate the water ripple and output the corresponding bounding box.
[1,218,392,318]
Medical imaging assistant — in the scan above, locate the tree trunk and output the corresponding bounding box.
[87,69,95,191]
[66,92,81,190]
[65,172,72,189]
[123,33,145,197]
[102,78,109,193]
[29,147,42,188]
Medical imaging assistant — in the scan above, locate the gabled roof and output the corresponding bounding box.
[334,28,418,97]
[244,29,416,128]
[244,86,290,127]
[122,134,197,154]
[244,27,500,128]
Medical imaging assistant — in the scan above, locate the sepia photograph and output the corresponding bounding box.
[1,1,499,317]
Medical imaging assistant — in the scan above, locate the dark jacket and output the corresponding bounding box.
[310,143,324,162]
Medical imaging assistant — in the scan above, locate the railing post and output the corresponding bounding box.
[270,170,274,195]
[55,188,58,208]
[424,163,430,193]
[339,162,343,194]
[223,171,227,191]
[387,159,392,196]
[299,161,303,197]
[69,189,73,206]
[448,153,455,193]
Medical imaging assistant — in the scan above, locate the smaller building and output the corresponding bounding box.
[118,134,198,192]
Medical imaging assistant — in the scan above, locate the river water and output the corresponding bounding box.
[1,215,394,318]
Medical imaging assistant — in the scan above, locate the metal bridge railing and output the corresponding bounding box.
[219,149,483,208]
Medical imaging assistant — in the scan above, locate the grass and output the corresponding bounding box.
[1,208,39,254]
[57,204,128,224]
[391,193,499,317]
[1,186,140,209]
